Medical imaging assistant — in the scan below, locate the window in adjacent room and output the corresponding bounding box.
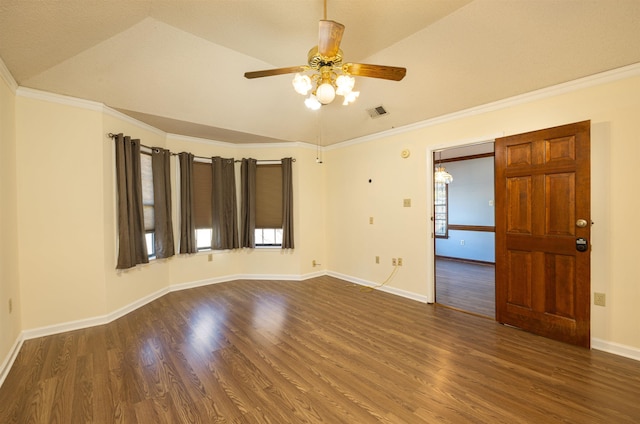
[255,163,283,246]
[434,182,449,238]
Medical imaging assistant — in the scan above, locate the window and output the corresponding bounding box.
[434,182,448,238]
[255,228,283,246]
[140,152,156,257]
[193,161,213,250]
[255,163,283,246]
[196,228,212,251]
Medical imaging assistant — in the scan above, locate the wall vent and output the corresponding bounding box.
[367,105,388,118]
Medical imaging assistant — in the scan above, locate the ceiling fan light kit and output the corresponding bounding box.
[244,8,406,110]
[291,55,360,108]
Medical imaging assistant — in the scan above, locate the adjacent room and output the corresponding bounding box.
[434,143,496,318]
[1,1,640,422]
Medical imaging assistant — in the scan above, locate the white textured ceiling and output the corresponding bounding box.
[1,0,639,145]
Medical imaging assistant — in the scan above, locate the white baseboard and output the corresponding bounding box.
[231,273,311,281]
[0,335,24,388]
[21,286,170,341]
[169,276,232,292]
[591,338,640,361]
[326,271,429,303]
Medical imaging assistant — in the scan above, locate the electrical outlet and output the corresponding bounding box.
[375,256,379,264]
[594,292,606,306]
[397,258,403,266]
[208,254,213,262]
[460,240,465,246]
[312,260,317,267]
[392,258,397,266]
[369,216,374,224]
[403,198,411,207]
[8,299,12,314]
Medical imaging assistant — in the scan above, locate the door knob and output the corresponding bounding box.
[576,219,588,228]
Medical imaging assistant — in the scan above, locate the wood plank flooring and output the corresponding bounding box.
[435,257,495,318]
[1,276,639,423]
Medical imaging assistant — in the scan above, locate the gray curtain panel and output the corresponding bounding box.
[240,158,257,248]
[211,157,239,250]
[152,148,175,258]
[178,152,197,254]
[281,157,294,249]
[114,134,149,269]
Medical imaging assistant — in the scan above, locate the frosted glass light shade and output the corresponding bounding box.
[335,75,355,95]
[292,74,312,95]
[342,90,359,105]
[304,94,321,110]
[316,82,336,104]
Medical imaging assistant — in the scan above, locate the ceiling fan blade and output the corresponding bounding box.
[343,63,407,81]
[244,66,306,79]
[318,20,345,57]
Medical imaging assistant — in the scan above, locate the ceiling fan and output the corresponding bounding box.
[244,1,406,109]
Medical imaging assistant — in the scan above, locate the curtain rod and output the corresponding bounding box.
[107,133,295,162]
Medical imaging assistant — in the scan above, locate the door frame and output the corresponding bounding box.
[426,135,500,304]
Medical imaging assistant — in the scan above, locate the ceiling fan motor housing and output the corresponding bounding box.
[308,47,343,70]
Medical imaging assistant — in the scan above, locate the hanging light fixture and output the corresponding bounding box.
[244,0,406,111]
[434,152,453,184]
[292,62,360,109]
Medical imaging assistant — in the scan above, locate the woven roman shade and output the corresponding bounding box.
[140,152,154,231]
[255,164,282,228]
[192,161,212,229]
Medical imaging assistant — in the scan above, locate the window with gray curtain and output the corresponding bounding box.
[178,152,197,254]
[211,157,239,250]
[240,158,294,249]
[114,134,149,269]
[140,153,154,247]
[193,160,213,250]
[256,163,283,246]
[152,148,175,258]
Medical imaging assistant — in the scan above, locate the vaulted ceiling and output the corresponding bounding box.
[1,0,639,145]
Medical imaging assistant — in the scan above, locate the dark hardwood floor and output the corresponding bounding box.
[1,276,639,423]
[435,257,495,318]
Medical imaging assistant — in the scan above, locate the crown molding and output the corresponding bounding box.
[16,87,103,112]
[167,132,317,150]
[0,57,18,93]
[328,62,640,151]
[103,106,167,137]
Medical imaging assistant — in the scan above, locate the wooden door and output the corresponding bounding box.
[495,121,591,347]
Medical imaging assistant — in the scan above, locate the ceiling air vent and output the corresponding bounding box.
[367,105,388,119]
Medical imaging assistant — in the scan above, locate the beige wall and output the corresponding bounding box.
[0,68,21,366]
[15,94,108,329]
[325,72,640,350]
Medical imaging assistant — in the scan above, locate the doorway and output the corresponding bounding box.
[433,143,496,318]
[430,121,591,348]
